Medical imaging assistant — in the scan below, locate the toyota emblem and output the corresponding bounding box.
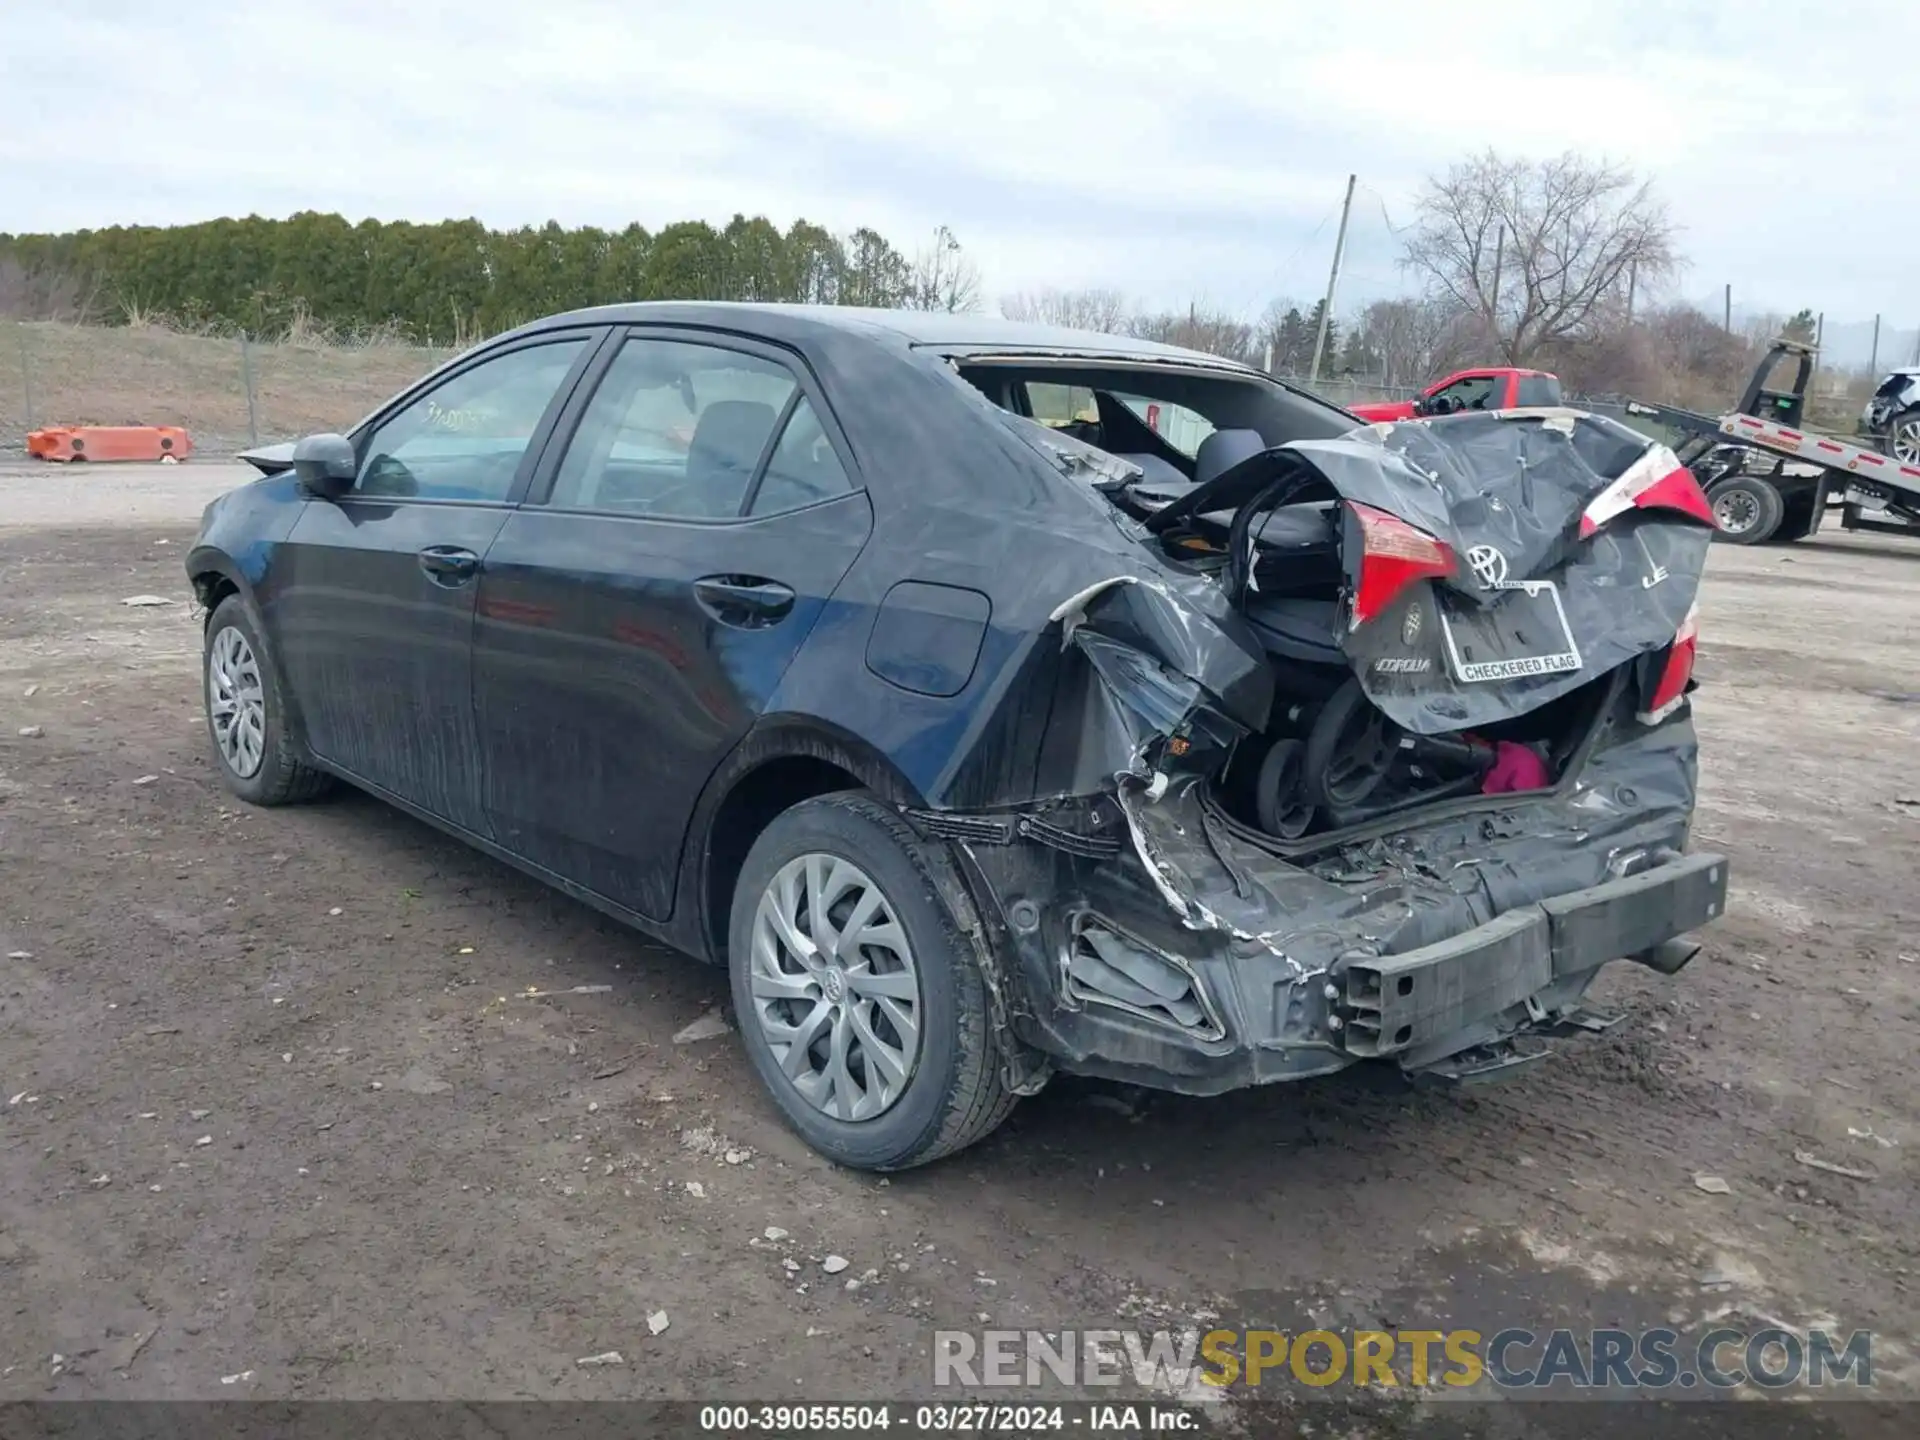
[1466,544,1510,588]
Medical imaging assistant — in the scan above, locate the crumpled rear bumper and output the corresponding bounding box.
[937,712,1727,1096]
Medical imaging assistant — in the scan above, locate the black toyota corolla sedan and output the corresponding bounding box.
[187,303,1727,1169]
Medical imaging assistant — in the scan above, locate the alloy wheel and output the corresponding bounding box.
[208,625,267,779]
[747,853,923,1122]
[1893,417,1920,467]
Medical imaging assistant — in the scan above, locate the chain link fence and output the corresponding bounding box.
[1,320,455,459]
[0,319,1841,465]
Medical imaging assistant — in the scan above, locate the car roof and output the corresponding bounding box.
[523,301,1260,372]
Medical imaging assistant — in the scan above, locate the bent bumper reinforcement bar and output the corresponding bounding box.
[1340,851,1727,1059]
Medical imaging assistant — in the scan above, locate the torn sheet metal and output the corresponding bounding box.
[1062,573,1272,733]
[1255,410,1715,734]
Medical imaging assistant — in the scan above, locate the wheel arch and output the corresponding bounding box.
[685,717,928,965]
[185,548,251,621]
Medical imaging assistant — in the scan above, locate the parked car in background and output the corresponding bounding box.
[1862,368,1920,464]
[186,305,1725,1171]
[1349,367,1563,424]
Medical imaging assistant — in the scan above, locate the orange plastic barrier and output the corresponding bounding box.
[27,426,193,463]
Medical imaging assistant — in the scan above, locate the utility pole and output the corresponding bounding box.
[1626,260,1636,325]
[1870,314,1881,374]
[1723,283,1732,332]
[1309,172,1357,384]
[1488,225,1506,358]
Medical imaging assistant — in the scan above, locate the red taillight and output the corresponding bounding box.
[1639,603,1699,724]
[1580,444,1715,538]
[1348,502,1455,627]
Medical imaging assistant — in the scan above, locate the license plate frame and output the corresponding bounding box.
[1437,580,1583,684]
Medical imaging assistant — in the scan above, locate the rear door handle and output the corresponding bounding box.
[693,575,796,629]
[417,546,481,587]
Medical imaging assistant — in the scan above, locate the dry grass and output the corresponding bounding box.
[0,320,457,453]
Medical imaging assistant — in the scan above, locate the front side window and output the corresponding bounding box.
[357,339,587,501]
[1431,374,1498,411]
[1025,382,1099,429]
[549,338,800,519]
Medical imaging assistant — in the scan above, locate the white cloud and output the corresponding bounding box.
[4,0,1915,342]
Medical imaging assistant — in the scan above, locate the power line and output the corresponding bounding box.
[1249,202,1342,309]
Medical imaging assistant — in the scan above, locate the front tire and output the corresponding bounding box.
[1890,409,1920,467]
[1708,475,1784,545]
[202,595,335,806]
[727,792,1015,1171]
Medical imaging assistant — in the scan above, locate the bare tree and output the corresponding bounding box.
[903,226,982,313]
[1401,151,1678,366]
[0,256,101,322]
[999,286,1130,332]
[1129,305,1259,367]
[1347,297,1484,386]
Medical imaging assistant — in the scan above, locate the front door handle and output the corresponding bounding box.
[417,546,481,587]
[693,575,796,629]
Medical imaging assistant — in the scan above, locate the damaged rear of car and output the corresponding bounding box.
[907,347,1727,1103]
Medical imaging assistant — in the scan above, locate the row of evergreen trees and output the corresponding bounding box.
[0,212,941,344]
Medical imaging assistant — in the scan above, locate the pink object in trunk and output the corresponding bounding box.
[1481,741,1551,794]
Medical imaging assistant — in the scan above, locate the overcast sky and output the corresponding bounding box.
[4,0,1916,353]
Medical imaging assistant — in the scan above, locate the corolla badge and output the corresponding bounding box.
[1466,544,1510,588]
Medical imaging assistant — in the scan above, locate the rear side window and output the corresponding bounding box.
[1114,393,1216,456]
[747,397,853,516]
[1515,375,1563,407]
[549,338,797,519]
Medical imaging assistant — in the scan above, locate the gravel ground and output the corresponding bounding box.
[1,466,1916,1432]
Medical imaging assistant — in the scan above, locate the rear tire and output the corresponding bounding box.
[202,595,336,806]
[727,792,1015,1171]
[1708,476,1784,545]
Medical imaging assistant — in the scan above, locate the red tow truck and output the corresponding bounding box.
[1348,366,1563,423]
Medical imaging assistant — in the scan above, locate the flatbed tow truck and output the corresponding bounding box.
[1623,339,1920,545]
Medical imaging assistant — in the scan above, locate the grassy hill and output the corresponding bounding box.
[1,320,455,455]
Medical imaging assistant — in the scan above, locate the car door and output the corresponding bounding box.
[471,329,874,920]
[269,330,601,833]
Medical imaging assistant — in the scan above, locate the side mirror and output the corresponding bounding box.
[292,433,357,499]
[1411,395,1430,417]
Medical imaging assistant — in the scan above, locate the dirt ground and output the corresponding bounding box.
[2,463,1917,1428]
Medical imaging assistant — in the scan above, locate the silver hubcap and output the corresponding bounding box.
[207,625,267,779]
[1713,490,1758,533]
[748,854,923,1122]
[1894,419,1920,466]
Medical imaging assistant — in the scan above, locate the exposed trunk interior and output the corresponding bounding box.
[960,356,1709,843]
